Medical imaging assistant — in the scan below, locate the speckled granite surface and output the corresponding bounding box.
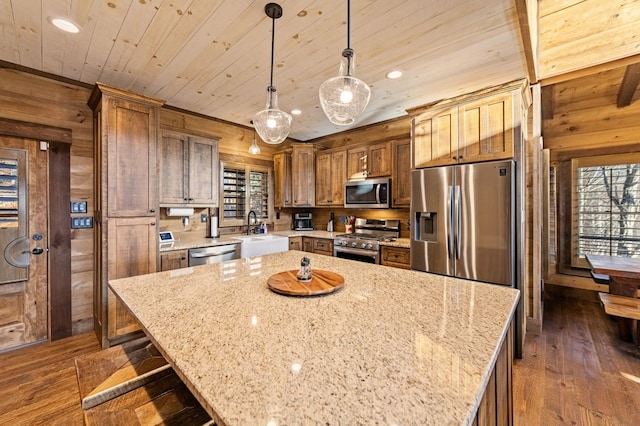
[110,250,519,426]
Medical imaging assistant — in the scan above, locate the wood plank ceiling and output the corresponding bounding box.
[0,0,638,140]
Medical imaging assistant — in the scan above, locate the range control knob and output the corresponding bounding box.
[365,243,373,250]
[361,243,367,249]
[351,242,358,248]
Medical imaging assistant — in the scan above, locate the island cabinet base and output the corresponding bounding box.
[474,321,514,425]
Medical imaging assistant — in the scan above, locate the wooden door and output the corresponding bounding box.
[367,142,391,177]
[315,152,332,205]
[158,132,187,205]
[291,145,315,207]
[0,140,48,351]
[347,146,368,179]
[273,152,292,207]
[412,107,458,168]
[329,150,347,205]
[187,136,218,205]
[106,97,157,217]
[106,217,157,341]
[458,92,513,163]
[392,139,411,207]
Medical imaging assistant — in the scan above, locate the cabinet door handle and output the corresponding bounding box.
[150,209,156,213]
[150,222,156,226]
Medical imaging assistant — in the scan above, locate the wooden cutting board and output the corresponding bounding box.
[267,270,345,296]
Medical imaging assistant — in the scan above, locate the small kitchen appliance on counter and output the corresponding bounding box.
[293,213,314,231]
[333,218,400,264]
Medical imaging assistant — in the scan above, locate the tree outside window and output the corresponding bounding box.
[572,154,640,267]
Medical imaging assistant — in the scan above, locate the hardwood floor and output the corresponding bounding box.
[0,294,638,425]
[0,332,100,425]
[514,293,640,426]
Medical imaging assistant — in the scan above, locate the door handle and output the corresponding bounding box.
[32,247,44,255]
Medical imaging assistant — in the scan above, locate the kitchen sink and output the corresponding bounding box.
[235,234,289,258]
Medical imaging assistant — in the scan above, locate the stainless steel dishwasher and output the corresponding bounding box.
[188,244,239,266]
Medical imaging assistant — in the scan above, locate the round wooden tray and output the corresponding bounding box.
[267,269,345,296]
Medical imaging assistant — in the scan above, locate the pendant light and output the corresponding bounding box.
[319,0,371,126]
[252,3,291,144]
[248,121,261,155]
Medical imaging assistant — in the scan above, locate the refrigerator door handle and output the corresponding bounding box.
[447,185,454,259]
[454,185,461,259]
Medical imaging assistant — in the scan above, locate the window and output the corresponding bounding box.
[219,162,273,227]
[571,154,640,267]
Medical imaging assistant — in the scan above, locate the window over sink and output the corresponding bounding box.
[219,161,273,227]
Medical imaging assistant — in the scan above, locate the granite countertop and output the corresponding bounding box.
[110,251,519,425]
[160,231,410,252]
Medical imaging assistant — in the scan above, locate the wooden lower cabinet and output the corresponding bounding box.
[99,217,157,346]
[474,321,513,425]
[289,236,303,251]
[292,236,334,257]
[381,246,410,269]
[160,249,188,271]
[312,238,333,256]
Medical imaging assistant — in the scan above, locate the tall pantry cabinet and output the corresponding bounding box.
[88,84,164,348]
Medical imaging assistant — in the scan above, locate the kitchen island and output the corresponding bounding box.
[109,251,519,425]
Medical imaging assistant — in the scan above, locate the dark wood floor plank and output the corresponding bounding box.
[514,294,640,426]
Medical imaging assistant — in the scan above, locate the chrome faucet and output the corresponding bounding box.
[247,210,257,235]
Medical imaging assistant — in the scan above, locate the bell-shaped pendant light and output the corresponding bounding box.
[253,3,292,144]
[248,121,261,155]
[319,0,371,126]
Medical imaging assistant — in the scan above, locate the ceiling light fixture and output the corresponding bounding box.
[248,121,261,155]
[47,16,81,33]
[318,0,371,126]
[386,70,403,79]
[252,3,291,145]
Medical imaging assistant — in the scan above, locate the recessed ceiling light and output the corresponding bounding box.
[48,16,82,34]
[291,109,302,115]
[386,70,403,79]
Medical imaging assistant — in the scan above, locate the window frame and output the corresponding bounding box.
[570,153,640,268]
[218,161,274,228]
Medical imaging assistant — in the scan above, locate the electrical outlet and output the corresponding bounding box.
[201,213,207,223]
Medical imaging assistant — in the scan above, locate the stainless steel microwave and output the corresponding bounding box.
[344,177,391,209]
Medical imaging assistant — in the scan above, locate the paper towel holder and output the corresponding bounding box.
[208,210,220,238]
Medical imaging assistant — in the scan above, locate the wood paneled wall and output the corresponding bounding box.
[0,68,94,334]
[543,66,640,291]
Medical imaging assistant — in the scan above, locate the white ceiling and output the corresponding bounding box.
[0,0,528,141]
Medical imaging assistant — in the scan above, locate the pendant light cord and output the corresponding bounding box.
[346,0,351,50]
[342,0,353,76]
[269,13,276,89]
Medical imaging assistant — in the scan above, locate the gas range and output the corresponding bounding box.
[334,219,400,253]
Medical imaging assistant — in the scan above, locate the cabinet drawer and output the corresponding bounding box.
[313,238,333,253]
[381,246,410,269]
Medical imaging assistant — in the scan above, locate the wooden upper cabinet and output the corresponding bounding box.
[412,106,458,168]
[368,142,391,177]
[458,92,513,163]
[89,84,163,218]
[159,131,219,207]
[392,139,411,207]
[273,152,292,208]
[347,142,391,179]
[316,149,346,206]
[291,144,315,207]
[107,97,158,217]
[412,90,515,168]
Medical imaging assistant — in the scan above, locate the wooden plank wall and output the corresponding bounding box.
[0,68,94,334]
[543,66,640,291]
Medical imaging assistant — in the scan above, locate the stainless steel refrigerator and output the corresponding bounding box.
[411,160,515,286]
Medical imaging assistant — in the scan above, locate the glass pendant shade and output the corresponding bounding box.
[253,86,292,144]
[319,49,371,125]
[253,3,291,145]
[248,128,261,155]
